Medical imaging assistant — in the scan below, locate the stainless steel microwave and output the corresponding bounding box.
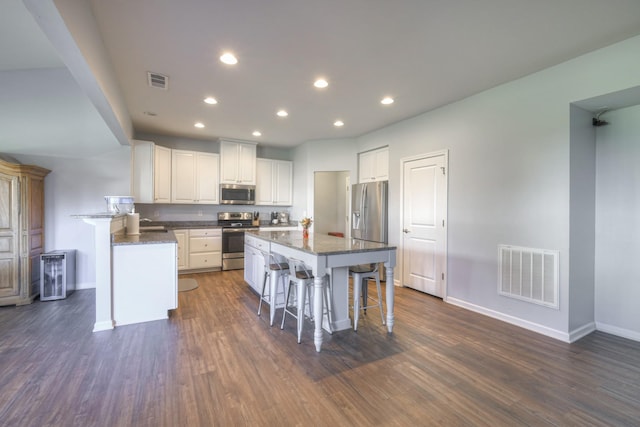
[220,184,256,205]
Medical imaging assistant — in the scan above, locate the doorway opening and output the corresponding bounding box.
[314,171,350,238]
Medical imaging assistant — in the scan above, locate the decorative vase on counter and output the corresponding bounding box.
[300,217,312,239]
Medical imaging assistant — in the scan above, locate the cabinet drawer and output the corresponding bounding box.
[189,236,221,253]
[189,252,221,269]
[245,234,269,251]
[190,228,221,237]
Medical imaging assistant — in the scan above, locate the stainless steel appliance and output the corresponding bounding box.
[351,181,388,244]
[220,184,256,205]
[40,250,76,301]
[278,212,290,224]
[218,212,259,270]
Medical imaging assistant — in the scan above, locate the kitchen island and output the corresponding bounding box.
[245,230,397,352]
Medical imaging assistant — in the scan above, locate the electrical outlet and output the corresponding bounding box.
[153,210,159,218]
[198,210,203,217]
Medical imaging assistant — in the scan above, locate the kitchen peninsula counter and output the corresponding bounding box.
[75,212,177,331]
[246,230,396,352]
[112,230,177,245]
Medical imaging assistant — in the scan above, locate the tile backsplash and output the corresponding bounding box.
[135,203,291,222]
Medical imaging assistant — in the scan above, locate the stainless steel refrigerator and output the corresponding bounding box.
[351,181,388,244]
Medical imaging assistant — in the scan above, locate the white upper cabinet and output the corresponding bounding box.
[195,153,219,203]
[171,150,196,203]
[171,150,219,204]
[256,158,292,206]
[358,146,389,183]
[131,140,171,203]
[219,140,257,185]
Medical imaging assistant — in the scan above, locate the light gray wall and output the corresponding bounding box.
[292,138,357,223]
[15,146,131,289]
[569,105,597,336]
[594,104,640,341]
[299,35,640,340]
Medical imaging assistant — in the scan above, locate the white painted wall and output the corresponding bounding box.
[569,105,597,336]
[15,147,131,289]
[290,35,640,340]
[292,138,357,223]
[594,105,640,341]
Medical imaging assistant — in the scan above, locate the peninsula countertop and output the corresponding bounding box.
[111,230,178,246]
[246,230,396,256]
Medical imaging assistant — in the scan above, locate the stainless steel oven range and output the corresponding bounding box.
[218,212,259,270]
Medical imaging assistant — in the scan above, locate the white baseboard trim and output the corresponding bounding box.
[445,296,571,342]
[93,320,114,332]
[76,282,96,290]
[568,322,596,343]
[596,322,640,342]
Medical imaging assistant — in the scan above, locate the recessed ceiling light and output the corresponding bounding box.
[204,97,218,104]
[277,110,288,117]
[334,120,344,127]
[381,97,394,105]
[252,131,262,137]
[194,122,205,128]
[220,52,238,65]
[314,78,328,89]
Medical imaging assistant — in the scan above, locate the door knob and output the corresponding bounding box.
[403,228,410,233]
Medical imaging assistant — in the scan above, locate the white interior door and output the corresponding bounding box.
[401,152,447,297]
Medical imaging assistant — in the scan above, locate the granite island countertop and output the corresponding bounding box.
[246,230,396,256]
[111,230,178,246]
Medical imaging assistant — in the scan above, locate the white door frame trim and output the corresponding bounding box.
[399,149,449,298]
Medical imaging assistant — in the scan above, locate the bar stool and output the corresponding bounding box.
[281,258,333,343]
[350,263,385,331]
[257,249,289,326]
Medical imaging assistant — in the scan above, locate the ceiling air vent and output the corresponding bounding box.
[147,72,168,90]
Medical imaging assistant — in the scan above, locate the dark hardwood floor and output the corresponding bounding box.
[1,270,639,426]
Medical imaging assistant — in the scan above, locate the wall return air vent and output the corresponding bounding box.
[498,245,559,309]
[147,72,168,90]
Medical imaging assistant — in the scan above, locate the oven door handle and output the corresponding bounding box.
[222,228,245,233]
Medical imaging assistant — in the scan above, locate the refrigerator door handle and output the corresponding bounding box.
[362,184,368,236]
[353,211,361,229]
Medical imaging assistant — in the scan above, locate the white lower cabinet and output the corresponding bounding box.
[188,228,222,270]
[244,234,287,308]
[174,228,222,273]
[244,234,266,293]
[174,230,188,270]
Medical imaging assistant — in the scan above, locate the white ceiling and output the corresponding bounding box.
[2,0,640,157]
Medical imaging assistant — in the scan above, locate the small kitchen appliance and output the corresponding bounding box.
[278,212,290,224]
